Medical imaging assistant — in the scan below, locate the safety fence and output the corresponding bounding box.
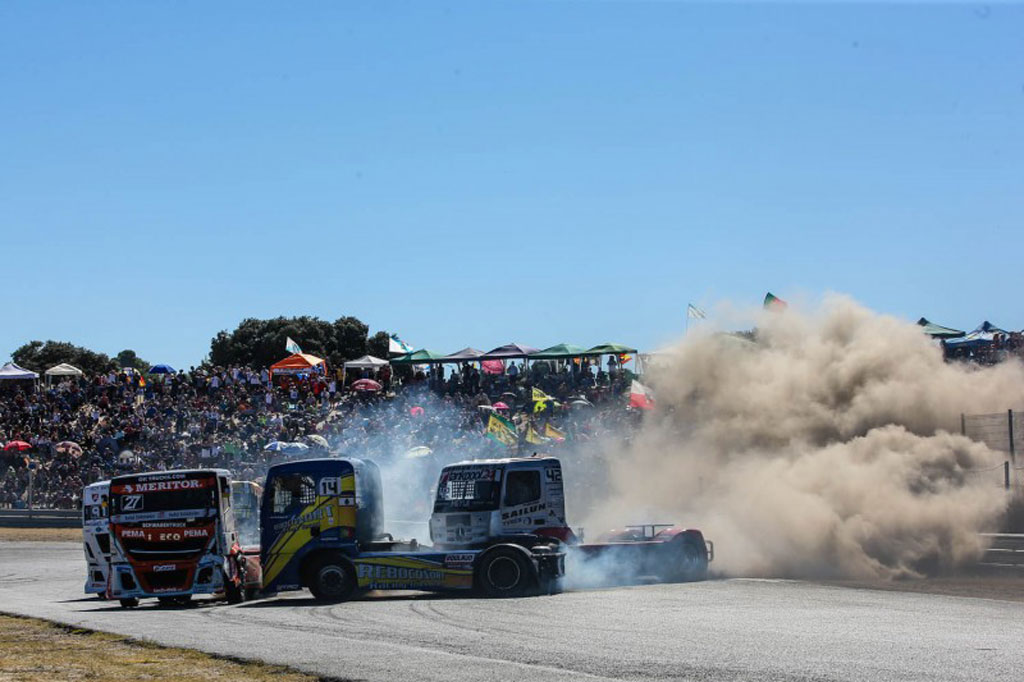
[0,509,80,529]
[963,409,1024,493]
[979,533,1024,571]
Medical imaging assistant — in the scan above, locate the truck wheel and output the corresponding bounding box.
[119,598,139,609]
[308,555,356,603]
[477,547,532,598]
[665,535,708,582]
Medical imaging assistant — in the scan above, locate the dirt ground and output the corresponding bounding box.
[819,573,1024,602]
[0,528,81,543]
[0,613,317,682]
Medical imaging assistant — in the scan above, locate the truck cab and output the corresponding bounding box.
[429,457,572,548]
[82,480,111,596]
[107,469,257,607]
[260,457,564,602]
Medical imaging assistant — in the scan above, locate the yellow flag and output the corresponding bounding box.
[526,424,547,444]
[532,387,552,402]
[485,413,517,447]
[544,423,566,442]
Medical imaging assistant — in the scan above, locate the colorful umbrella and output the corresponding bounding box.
[493,402,510,411]
[4,440,32,452]
[55,441,83,457]
[409,406,425,417]
[148,364,176,374]
[351,378,383,392]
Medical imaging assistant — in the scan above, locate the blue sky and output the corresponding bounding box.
[2,1,1022,368]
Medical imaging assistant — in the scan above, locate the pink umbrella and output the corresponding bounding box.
[350,379,383,392]
[409,406,425,417]
[4,440,32,452]
[493,402,509,411]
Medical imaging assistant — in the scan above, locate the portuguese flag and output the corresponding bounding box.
[764,292,788,311]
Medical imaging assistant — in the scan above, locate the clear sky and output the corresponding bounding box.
[2,1,1022,369]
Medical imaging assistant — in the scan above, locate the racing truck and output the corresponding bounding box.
[107,469,262,608]
[430,457,713,584]
[82,480,111,597]
[260,457,565,602]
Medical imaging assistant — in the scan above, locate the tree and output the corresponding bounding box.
[367,331,390,360]
[208,315,373,369]
[11,340,116,375]
[116,349,149,372]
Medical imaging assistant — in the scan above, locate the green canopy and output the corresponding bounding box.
[583,342,638,356]
[916,318,965,339]
[529,343,588,359]
[390,349,447,364]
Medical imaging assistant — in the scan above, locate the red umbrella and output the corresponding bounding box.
[409,406,425,417]
[350,379,383,392]
[4,440,32,452]
[493,402,510,411]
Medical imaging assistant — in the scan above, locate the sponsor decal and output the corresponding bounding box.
[115,477,213,494]
[116,525,213,542]
[441,467,497,483]
[444,553,476,567]
[271,504,336,531]
[356,564,444,582]
[502,502,547,521]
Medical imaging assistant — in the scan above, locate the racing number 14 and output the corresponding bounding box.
[318,477,341,496]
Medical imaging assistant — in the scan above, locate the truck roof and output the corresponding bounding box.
[83,480,110,491]
[265,457,374,475]
[110,468,231,484]
[442,456,561,469]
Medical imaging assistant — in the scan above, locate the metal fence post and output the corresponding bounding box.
[1005,461,1011,490]
[1009,409,1016,462]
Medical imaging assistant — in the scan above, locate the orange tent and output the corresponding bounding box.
[269,353,327,376]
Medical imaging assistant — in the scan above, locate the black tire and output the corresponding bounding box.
[307,554,356,603]
[244,587,260,601]
[119,597,139,608]
[664,536,708,582]
[476,546,534,598]
[224,571,245,604]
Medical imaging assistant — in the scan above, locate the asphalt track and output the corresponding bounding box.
[1,542,1022,681]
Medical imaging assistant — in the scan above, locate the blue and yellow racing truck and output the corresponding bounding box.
[260,457,565,602]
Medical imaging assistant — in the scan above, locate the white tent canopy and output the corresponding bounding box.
[45,363,84,377]
[0,362,39,380]
[343,355,389,370]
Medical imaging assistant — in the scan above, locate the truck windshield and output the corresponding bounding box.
[434,478,501,513]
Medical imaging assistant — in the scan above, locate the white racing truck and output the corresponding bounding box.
[430,456,712,584]
[82,480,111,597]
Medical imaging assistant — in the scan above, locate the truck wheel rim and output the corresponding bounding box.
[319,566,346,595]
[487,557,521,591]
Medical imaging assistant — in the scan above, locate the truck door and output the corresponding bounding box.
[500,468,545,533]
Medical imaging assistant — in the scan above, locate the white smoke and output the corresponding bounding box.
[585,295,1020,579]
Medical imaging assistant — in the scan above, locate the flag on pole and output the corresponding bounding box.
[485,413,518,447]
[618,353,632,365]
[687,303,707,320]
[763,292,788,311]
[388,334,413,355]
[286,337,302,354]
[628,380,655,410]
[544,423,566,442]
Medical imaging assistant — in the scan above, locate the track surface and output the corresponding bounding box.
[1,542,1022,681]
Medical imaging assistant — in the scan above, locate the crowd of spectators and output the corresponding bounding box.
[0,356,641,510]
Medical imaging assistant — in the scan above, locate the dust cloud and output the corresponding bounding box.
[588,295,1022,579]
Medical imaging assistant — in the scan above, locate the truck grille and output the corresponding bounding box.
[141,569,191,592]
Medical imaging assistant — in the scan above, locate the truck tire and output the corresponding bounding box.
[476,546,533,598]
[665,535,708,582]
[307,554,356,603]
[118,598,139,609]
